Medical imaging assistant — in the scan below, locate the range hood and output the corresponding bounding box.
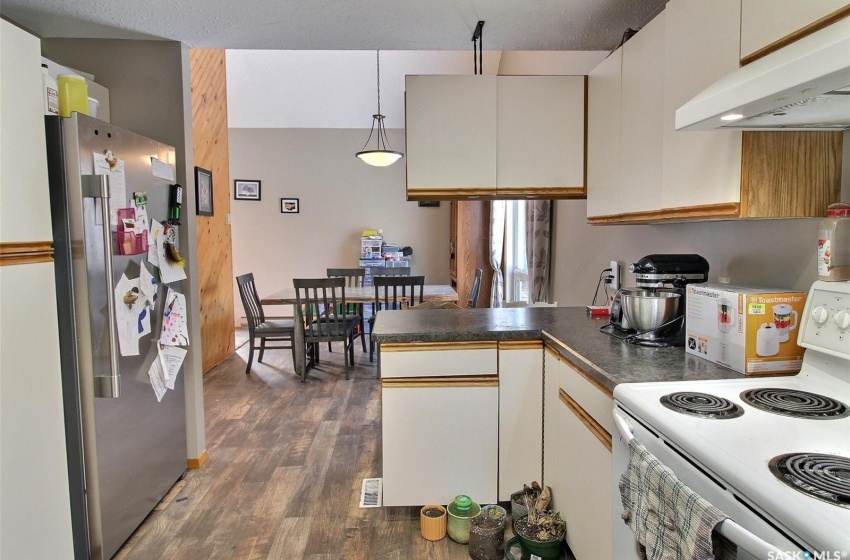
[676,17,850,131]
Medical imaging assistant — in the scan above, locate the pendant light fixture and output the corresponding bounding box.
[356,50,403,167]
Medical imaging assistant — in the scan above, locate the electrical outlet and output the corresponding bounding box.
[609,260,620,291]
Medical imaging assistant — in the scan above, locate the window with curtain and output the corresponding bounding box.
[504,200,529,304]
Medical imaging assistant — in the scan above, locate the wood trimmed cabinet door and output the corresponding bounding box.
[380,342,499,506]
[405,75,498,199]
[546,346,614,560]
[406,75,586,200]
[586,10,666,218]
[586,48,623,218]
[496,76,586,199]
[740,0,850,63]
[498,341,543,501]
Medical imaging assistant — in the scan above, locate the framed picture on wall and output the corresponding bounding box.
[280,198,300,214]
[195,166,214,216]
[234,180,261,201]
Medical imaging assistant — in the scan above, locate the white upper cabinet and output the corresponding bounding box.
[586,49,622,218]
[406,75,585,200]
[497,76,585,194]
[586,12,667,219]
[1,21,52,243]
[585,0,842,222]
[661,0,742,210]
[405,75,498,194]
[618,11,666,214]
[740,0,850,61]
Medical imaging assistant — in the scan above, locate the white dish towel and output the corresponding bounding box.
[619,438,737,560]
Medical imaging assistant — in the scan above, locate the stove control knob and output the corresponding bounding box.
[834,309,850,330]
[811,306,829,325]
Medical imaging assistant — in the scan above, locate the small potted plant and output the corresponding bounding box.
[509,481,549,528]
[505,490,564,560]
[469,504,507,560]
[420,503,447,541]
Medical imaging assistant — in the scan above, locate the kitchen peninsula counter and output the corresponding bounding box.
[372,307,745,392]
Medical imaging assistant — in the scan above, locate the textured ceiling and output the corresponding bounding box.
[1,0,667,51]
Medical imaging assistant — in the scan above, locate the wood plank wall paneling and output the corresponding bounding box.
[741,131,842,218]
[454,201,493,307]
[190,49,236,372]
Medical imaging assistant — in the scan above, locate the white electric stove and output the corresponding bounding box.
[613,281,850,560]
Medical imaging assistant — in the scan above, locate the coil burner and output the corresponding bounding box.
[741,389,850,419]
[769,453,850,508]
[659,392,744,419]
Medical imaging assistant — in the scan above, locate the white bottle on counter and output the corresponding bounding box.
[818,203,850,281]
[42,63,59,115]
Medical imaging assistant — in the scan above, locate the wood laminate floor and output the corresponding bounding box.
[114,334,487,559]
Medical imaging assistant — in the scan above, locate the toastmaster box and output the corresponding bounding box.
[685,284,807,375]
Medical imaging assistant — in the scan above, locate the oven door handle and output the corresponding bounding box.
[612,409,795,560]
[717,520,794,560]
[613,408,635,444]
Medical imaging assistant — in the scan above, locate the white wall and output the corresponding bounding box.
[551,200,823,307]
[1,20,74,559]
[229,127,450,322]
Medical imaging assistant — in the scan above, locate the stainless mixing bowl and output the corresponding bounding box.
[619,289,681,336]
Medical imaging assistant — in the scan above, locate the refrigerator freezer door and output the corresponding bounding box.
[54,114,187,560]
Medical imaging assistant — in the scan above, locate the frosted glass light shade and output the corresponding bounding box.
[356,150,404,167]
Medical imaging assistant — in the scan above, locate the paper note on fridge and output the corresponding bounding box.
[114,273,143,356]
[150,157,175,181]
[93,151,112,175]
[139,261,157,305]
[158,344,187,390]
[160,288,189,346]
[147,220,162,269]
[108,160,127,227]
[155,225,187,284]
[146,355,168,402]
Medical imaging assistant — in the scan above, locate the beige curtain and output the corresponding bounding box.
[525,200,552,303]
[489,201,506,307]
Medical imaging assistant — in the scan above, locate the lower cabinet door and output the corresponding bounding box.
[557,391,613,560]
[382,382,498,506]
[498,343,543,501]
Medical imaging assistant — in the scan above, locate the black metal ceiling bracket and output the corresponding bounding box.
[472,20,485,75]
[472,20,485,41]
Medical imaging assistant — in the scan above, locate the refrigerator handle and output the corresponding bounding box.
[83,174,121,399]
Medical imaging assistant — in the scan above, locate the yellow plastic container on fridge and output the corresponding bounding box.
[57,74,89,117]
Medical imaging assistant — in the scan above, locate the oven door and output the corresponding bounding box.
[612,405,803,560]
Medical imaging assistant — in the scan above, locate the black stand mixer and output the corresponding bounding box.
[602,254,710,347]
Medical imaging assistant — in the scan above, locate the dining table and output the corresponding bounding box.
[261,284,459,377]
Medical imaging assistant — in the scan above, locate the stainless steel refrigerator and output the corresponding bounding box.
[46,114,187,560]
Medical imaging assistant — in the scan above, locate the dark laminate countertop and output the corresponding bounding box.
[372,307,745,392]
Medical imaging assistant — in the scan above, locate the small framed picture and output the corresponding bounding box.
[234,180,261,201]
[194,166,214,216]
[280,198,300,214]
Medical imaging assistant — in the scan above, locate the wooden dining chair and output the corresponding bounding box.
[369,275,425,362]
[293,277,361,381]
[370,267,411,277]
[236,273,296,374]
[468,267,484,308]
[326,268,367,353]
